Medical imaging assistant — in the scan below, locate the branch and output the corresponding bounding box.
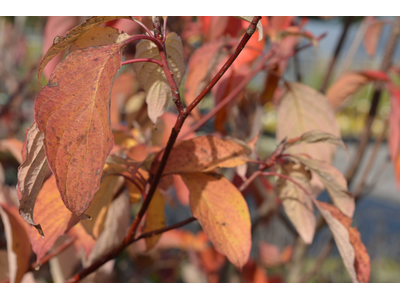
[66,17,262,283]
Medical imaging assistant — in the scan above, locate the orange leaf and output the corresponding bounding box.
[34,44,123,216]
[172,174,190,206]
[17,122,48,232]
[327,70,389,111]
[181,172,251,269]
[38,16,132,82]
[315,201,370,283]
[156,135,252,175]
[143,189,165,250]
[0,202,31,283]
[29,176,80,264]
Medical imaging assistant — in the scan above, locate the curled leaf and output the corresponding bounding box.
[38,16,132,82]
[34,44,123,216]
[17,122,48,233]
[315,201,370,283]
[181,172,251,269]
[134,32,184,123]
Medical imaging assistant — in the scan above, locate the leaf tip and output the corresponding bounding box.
[81,214,92,221]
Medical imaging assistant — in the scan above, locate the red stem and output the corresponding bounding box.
[121,58,163,67]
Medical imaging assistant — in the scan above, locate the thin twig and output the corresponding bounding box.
[121,58,163,67]
[319,16,355,93]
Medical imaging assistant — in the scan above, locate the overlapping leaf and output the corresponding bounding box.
[315,201,370,283]
[17,122,48,233]
[154,135,252,175]
[28,176,80,264]
[181,172,251,269]
[38,16,132,81]
[134,32,184,123]
[34,44,123,216]
[277,161,315,244]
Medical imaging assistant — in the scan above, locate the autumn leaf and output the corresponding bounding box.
[326,70,389,111]
[315,201,370,283]
[143,189,165,250]
[38,16,133,82]
[68,223,96,259]
[69,26,129,53]
[29,176,80,264]
[0,202,31,283]
[17,122,48,232]
[242,260,269,283]
[34,44,124,217]
[134,32,184,123]
[154,135,252,175]
[277,161,315,244]
[0,138,23,164]
[294,155,355,217]
[277,82,340,163]
[363,20,384,57]
[181,172,251,269]
[259,241,293,267]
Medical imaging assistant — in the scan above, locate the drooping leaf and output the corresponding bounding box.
[0,202,31,283]
[154,135,252,175]
[143,189,165,250]
[133,32,184,123]
[38,16,132,82]
[315,200,370,283]
[29,176,80,264]
[69,26,130,53]
[277,82,340,164]
[277,161,315,244]
[363,20,384,57]
[388,85,400,187]
[285,130,347,152]
[17,122,48,232]
[294,155,355,217]
[181,172,251,269]
[236,17,264,41]
[34,44,124,217]
[326,70,389,111]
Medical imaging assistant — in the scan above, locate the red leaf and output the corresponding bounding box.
[34,44,123,216]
